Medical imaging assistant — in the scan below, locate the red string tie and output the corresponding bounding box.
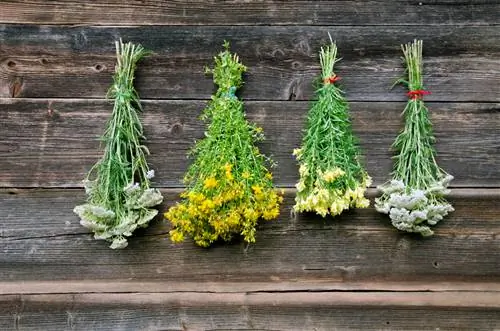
[324,75,341,84]
[407,90,431,100]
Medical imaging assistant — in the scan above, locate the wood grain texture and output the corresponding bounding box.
[2,280,500,295]
[0,0,498,26]
[0,291,499,330]
[1,99,498,188]
[0,188,498,282]
[0,25,499,101]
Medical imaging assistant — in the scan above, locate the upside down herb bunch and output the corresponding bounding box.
[293,40,371,217]
[74,40,163,249]
[165,42,283,247]
[375,40,454,236]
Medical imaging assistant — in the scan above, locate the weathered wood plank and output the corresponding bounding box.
[0,0,498,26]
[1,25,499,101]
[1,99,498,188]
[0,291,499,330]
[2,280,500,295]
[0,188,498,282]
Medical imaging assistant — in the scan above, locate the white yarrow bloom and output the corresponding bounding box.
[146,169,155,179]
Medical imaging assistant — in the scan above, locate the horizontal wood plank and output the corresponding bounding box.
[0,0,498,26]
[1,99,498,188]
[0,291,499,330]
[0,188,498,282]
[2,280,500,295]
[0,25,499,101]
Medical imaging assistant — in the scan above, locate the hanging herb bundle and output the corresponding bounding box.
[375,40,454,236]
[165,41,282,247]
[74,39,163,249]
[293,39,371,217]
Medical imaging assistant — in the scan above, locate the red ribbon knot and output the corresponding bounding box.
[324,75,340,84]
[407,90,431,100]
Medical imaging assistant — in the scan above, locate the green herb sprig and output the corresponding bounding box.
[375,40,453,236]
[74,39,163,249]
[165,42,282,247]
[293,39,371,217]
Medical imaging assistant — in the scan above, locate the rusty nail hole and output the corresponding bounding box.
[386,321,390,325]
[7,61,16,68]
[94,64,103,71]
[433,261,439,268]
[40,58,48,65]
[8,191,17,195]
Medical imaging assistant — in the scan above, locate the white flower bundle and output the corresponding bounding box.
[375,40,454,236]
[74,40,163,249]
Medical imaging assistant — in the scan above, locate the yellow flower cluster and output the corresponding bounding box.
[165,163,283,247]
[294,165,371,217]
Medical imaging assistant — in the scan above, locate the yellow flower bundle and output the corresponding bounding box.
[294,39,371,217]
[165,42,282,247]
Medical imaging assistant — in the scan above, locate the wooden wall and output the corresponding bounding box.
[1,1,499,330]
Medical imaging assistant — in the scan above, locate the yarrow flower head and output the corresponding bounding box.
[293,37,371,217]
[375,40,454,236]
[73,40,163,249]
[165,42,283,247]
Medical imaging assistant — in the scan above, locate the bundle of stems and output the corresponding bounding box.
[375,40,453,236]
[293,39,371,217]
[74,39,163,249]
[165,42,282,247]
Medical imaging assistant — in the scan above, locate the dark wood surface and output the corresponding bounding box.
[1,291,499,331]
[0,1,499,329]
[0,25,499,101]
[1,189,498,282]
[1,99,498,188]
[1,0,498,26]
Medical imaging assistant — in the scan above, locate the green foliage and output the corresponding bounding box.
[165,42,282,247]
[294,40,371,217]
[74,40,163,249]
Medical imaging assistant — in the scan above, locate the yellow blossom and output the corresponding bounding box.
[364,175,373,188]
[242,171,251,179]
[299,164,309,176]
[223,163,232,173]
[278,190,284,203]
[316,207,328,217]
[356,197,370,208]
[169,229,184,243]
[252,184,263,195]
[265,172,273,180]
[203,177,218,189]
[200,199,215,213]
[187,205,198,217]
[244,208,259,221]
[227,211,240,227]
[262,207,280,220]
[188,192,205,203]
[323,167,345,182]
[213,196,224,206]
[295,181,306,192]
